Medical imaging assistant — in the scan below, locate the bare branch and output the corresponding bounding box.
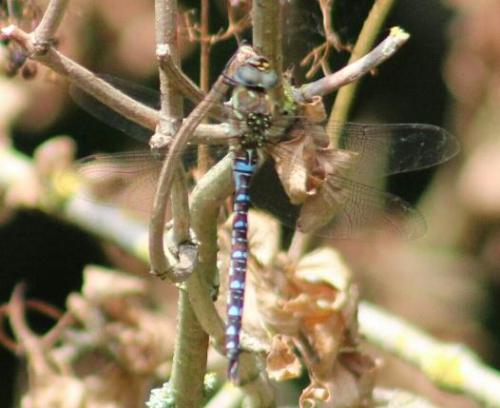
[32,0,70,50]
[297,27,409,101]
[360,302,500,407]
[300,0,352,79]
[148,45,256,278]
[0,25,229,142]
[152,0,194,281]
[148,74,230,278]
[252,0,284,106]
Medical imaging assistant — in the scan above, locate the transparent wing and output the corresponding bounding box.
[304,176,427,239]
[70,76,459,177]
[69,75,160,142]
[249,163,426,240]
[332,122,460,176]
[75,150,162,215]
[74,144,230,214]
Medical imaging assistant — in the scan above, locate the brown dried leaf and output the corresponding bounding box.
[250,247,376,405]
[266,335,302,381]
[297,150,358,233]
[300,355,376,408]
[268,96,357,208]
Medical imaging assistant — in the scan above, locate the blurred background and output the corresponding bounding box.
[0,0,498,406]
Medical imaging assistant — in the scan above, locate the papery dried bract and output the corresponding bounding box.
[251,248,375,407]
[268,97,358,227]
[266,335,302,381]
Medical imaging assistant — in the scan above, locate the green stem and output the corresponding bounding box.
[360,302,500,407]
[169,288,209,407]
[327,0,397,144]
[252,0,283,100]
[154,0,207,405]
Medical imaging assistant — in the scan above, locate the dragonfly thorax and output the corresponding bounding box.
[239,111,272,148]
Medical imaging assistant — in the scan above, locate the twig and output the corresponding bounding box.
[8,284,51,378]
[157,45,230,122]
[296,27,409,102]
[151,0,194,282]
[148,46,256,278]
[252,0,283,100]
[154,0,207,406]
[32,0,69,51]
[148,73,229,278]
[209,4,251,45]
[0,24,228,142]
[300,0,352,78]
[0,25,159,129]
[359,302,500,407]
[319,0,349,52]
[197,0,212,176]
[326,0,398,143]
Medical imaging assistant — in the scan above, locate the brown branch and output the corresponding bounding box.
[148,75,230,278]
[300,0,352,79]
[151,0,195,281]
[0,25,231,143]
[209,4,251,45]
[148,46,256,278]
[32,0,70,51]
[252,0,284,105]
[296,27,409,101]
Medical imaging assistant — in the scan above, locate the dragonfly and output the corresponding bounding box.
[71,53,459,381]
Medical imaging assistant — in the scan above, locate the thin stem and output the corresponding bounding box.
[200,0,210,93]
[32,0,69,49]
[327,0,397,143]
[148,46,256,278]
[148,74,229,278]
[158,45,229,120]
[297,27,409,102]
[154,0,193,278]
[197,0,211,174]
[252,0,283,100]
[360,302,500,407]
[0,25,227,142]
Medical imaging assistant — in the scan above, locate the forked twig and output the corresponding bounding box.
[148,46,256,279]
[32,0,69,51]
[297,27,409,101]
[300,0,352,78]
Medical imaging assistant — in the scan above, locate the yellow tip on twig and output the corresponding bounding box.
[389,26,410,41]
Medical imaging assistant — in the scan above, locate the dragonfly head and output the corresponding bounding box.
[232,56,278,90]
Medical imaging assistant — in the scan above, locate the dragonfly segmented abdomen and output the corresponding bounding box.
[226,148,258,380]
